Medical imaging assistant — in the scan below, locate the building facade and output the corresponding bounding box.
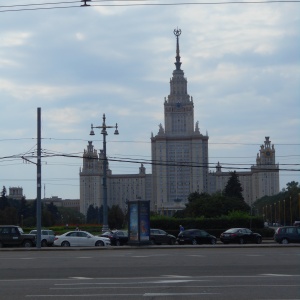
[79,30,280,217]
[80,141,152,215]
[209,136,279,206]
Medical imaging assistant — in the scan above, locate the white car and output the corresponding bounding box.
[54,231,110,247]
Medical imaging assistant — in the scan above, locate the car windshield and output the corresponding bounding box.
[225,229,239,233]
[18,227,24,234]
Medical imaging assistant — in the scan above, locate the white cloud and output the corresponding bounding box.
[0,3,299,199]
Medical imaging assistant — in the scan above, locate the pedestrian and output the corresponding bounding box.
[179,225,184,232]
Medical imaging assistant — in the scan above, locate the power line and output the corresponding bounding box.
[0,0,299,13]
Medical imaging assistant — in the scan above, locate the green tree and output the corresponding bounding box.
[86,205,99,224]
[108,205,125,229]
[0,186,9,211]
[223,171,244,200]
[58,206,85,225]
[183,192,249,218]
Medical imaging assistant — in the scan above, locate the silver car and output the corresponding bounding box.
[29,229,55,247]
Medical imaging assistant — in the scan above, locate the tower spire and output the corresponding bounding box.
[174,28,182,70]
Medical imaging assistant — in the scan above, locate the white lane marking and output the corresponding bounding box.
[261,274,293,277]
[153,280,197,283]
[131,256,149,258]
[144,292,220,296]
[69,277,92,280]
[161,275,191,278]
[26,293,146,297]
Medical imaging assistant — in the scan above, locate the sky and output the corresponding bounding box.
[0,0,299,200]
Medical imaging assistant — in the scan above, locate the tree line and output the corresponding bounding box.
[0,186,85,227]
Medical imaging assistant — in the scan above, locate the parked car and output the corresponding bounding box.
[54,231,110,247]
[150,229,176,245]
[293,221,300,227]
[29,229,55,247]
[220,228,262,244]
[274,226,300,244]
[0,225,36,248]
[177,229,217,245]
[101,230,128,246]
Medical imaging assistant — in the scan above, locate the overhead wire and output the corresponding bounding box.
[0,0,299,13]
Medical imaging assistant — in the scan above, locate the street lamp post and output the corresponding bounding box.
[284,199,286,226]
[90,113,119,232]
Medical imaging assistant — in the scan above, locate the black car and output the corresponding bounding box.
[100,230,128,246]
[150,229,176,245]
[220,228,262,244]
[177,229,217,245]
[274,226,300,244]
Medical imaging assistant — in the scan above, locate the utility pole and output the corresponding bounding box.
[36,107,42,248]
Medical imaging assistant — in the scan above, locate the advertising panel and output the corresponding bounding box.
[128,200,150,245]
[129,203,138,241]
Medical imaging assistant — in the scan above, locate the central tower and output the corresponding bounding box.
[151,29,209,215]
[164,29,194,135]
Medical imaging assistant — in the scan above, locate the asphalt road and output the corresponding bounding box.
[0,246,299,300]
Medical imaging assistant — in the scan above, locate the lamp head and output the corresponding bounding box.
[114,123,119,135]
[89,124,95,136]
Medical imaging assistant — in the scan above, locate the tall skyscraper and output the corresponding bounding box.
[151,29,209,215]
[79,29,279,217]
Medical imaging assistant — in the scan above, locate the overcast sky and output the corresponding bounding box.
[0,0,299,200]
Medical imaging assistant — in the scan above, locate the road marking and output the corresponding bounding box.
[131,256,149,258]
[261,274,293,277]
[26,293,150,297]
[69,277,92,280]
[152,279,196,283]
[144,292,220,296]
[161,275,191,278]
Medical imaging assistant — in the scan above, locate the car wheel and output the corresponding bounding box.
[168,239,175,245]
[211,239,216,245]
[150,239,156,245]
[95,240,104,247]
[61,241,70,247]
[256,237,262,244]
[239,238,245,244]
[281,238,289,245]
[41,239,48,247]
[115,240,121,246]
[192,239,197,245]
[23,240,33,248]
[0,241,3,248]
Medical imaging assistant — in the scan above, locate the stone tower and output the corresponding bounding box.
[151,29,209,215]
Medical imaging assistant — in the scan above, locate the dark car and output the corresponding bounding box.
[0,225,36,248]
[177,229,217,245]
[150,229,176,245]
[274,226,300,244]
[220,228,262,244]
[101,230,128,246]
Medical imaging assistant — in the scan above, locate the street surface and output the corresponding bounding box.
[0,246,299,299]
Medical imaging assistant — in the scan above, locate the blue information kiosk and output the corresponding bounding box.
[127,200,150,246]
